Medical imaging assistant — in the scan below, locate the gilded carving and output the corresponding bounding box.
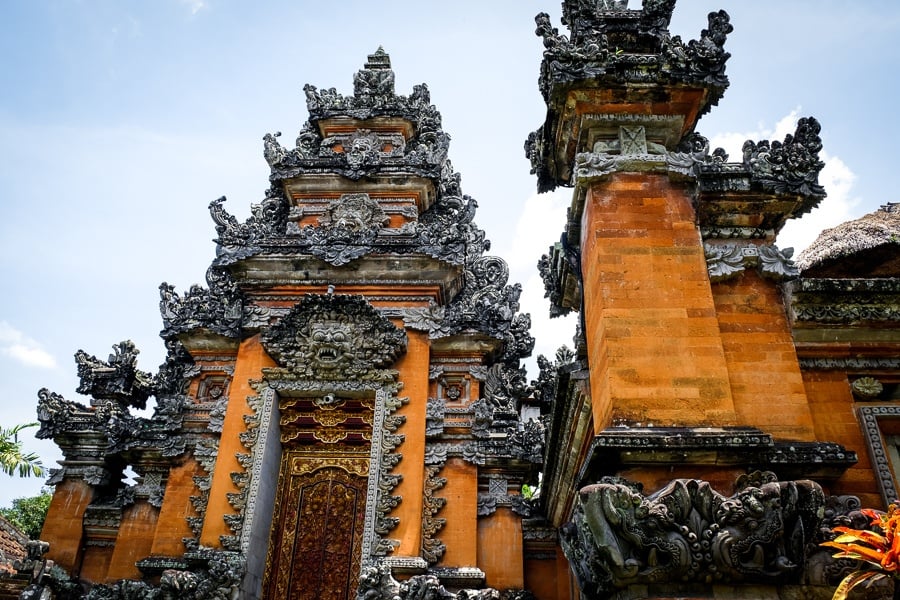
[290,455,370,478]
[265,467,368,600]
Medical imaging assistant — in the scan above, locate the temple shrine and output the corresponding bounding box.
[13,1,900,599]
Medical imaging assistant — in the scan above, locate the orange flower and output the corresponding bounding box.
[821,504,900,599]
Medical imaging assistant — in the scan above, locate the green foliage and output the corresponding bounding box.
[0,422,44,478]
[0,489,52,539]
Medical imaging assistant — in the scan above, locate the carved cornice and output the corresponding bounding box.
[160,266,243,339]
[527,3,732,192]
[579,427,856,484]
[37,339,195,471]
[403,256,535,365]
[799,357,900,371]
[535,4,731,101]
[704,242,799,283]
[538,240,580,318]
[357,561,535,600]
[787,277,900,325]
[81,550,245,599]
[75,340,154,409]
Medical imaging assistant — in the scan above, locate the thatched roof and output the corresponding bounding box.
[796,203,900,277]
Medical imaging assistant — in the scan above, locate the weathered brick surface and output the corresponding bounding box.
[42,478,93,572]
[581,174,737,430]
[712,270,815,441]
[150,457,203,556]
[436,457,478,567]
[106,502,159,580]
[390,328,429,557]
[802,370,880,502]
[200,335,275,547]
[478,507,523,590]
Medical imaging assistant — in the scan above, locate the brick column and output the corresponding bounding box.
[581,173,737,430]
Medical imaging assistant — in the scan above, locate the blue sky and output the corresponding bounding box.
[1,0,898,505]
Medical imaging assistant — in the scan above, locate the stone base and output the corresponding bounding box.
[608,584,886,600]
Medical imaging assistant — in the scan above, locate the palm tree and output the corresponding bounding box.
[0,423,43,478]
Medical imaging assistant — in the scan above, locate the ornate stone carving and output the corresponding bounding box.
[75,341,154,409]
[208,187,289,266]
[531,347,574,408]
[269,51,448,185]
[528,5,732,191]
[800,357,900,371]
[665,132,729,178]
[82,550,245,599]
[537,240,580,319]
[357,561,534,600]
[857,405,900,506]
[482,364,527,413]
[506,419,545,465]
[704,242,799,283]
[560,475,826,596]
[742,117,826,198]
[353,47,394,98]
[788,277,900,325]
[421,466,447,564]
[851,376,884,400]
[409,256,534,365]
[262,293,407,381]
[425,398,445,438]
[35,388,100,440]
[290,192,391,266]
[159,266,243,338]
[320,193,389,232]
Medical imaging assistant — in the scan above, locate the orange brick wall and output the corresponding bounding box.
[477,507,524,590]
[200,335,276,547]
[711,269,815,441]
[150,457,203,556]
[436,457,477,567]
[580,173,737,430]
[78,545,113,584]
[42,478,93,572]
[106,501,159,580]
[803,369,881,505]
[391,328,429,557]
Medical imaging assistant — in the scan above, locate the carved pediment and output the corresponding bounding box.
[262,293,407,381]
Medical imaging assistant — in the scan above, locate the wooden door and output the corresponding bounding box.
[263,455,369,600]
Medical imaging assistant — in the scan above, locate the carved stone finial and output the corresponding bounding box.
[354,47,395,98]
[742,116,825,197]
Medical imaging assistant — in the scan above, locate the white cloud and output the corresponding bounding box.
[0,322,57,369]
[777,151,859,255]
[502,189,579,373]
[708,108,802,162]
[506,189,571,273]
[710,108,860,255]
[182,0,208,15]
